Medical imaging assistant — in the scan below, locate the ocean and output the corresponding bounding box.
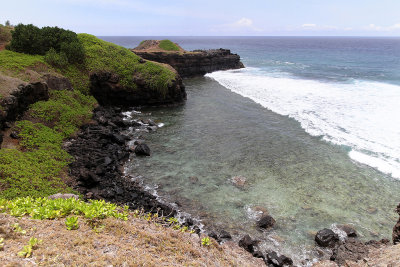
[100,36,400,264]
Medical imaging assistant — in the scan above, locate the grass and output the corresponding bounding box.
[158,39,180,51]
[29,90,96,137]
[0,90,96,199]
[79,34,176,96]
[0,50,46,72]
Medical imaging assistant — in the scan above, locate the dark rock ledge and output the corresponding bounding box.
[133,49,245,78]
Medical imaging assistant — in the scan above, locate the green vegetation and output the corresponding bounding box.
[0,237,4,250]
[201,237,211,246]
[158,40,180,51]
[12,223,26,235]
[65,216,79,230]
[18,237,42,258]
[8,24,84,64]
[44,47,68,68]
[0,50,45,72]
[30,90,96,137]
[0,90,96,199]
[79,34,176,96]
[0,197,129,221]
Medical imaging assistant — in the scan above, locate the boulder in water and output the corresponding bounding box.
[315,228,339,248]
[257,214,276,230]
[134,143,151,156]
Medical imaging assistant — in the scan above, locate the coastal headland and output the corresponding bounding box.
[1,24,400,266]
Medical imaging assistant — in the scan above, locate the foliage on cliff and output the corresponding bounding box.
[78,34,177,95]
[0,90,96,199]
[8,24,84,64]
[159,39,180,51]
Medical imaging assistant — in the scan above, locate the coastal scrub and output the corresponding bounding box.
[158,39,180,51]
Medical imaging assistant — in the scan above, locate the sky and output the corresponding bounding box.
[1,0,400,36]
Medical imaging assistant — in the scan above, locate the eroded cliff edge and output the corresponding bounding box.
[132,40,244,78]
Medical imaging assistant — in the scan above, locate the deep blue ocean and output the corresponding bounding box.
[101,36,400,264]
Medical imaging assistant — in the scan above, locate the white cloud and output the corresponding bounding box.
[234,18,254,27]
[211,17,263,33]
[302,23,316,28]
[365,23,400,32]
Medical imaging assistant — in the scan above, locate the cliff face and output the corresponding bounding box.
[133,49,244,78]
[90,71,186,107]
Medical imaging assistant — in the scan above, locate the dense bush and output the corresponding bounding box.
[44,48,68,68]
[8,24,84,65]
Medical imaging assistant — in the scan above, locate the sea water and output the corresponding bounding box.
[101,36,400,263]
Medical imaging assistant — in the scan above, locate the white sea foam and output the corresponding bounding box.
[206,68,400,179]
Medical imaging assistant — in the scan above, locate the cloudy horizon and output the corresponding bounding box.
[1,0,400,36]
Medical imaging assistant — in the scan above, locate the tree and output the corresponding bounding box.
[5,20,10,27]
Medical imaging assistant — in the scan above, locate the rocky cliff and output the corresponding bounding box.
[133,49,245,78]
[89,70,186,107]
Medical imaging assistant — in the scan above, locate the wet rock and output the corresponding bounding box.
[219,230,232,240]
[238,234,258,253]
[67,106,176,217]
[257,214,276,230]
[231,175,246,188]
[134,143,151,156]
[337,224,357,238]
[265,251,293,266]
[315,229,340,248]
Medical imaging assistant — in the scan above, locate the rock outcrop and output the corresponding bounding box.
[133,49,244,78]
[0,82,49,131]
[393,203,400,244]
[89,71,186,107]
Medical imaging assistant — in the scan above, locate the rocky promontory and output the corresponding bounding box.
[132,40,244,78]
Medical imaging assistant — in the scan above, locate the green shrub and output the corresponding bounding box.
[65,216,79,230]
[8,24,85,64]
[44,48,68,68]
[8,24,43,54]
[159,40,180,51]
[0,197,129,221]
[18,237,42,258]
[30,90,96,137]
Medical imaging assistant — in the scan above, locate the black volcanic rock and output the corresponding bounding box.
[134,143,151,156]
[257,214,276,230]
[0,82,49,130]
[89,71,186,107]
[133,49,244,78]
[315,228,340,248]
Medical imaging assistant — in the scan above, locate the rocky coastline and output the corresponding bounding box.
[1,35,399,266]
[133,48,244,78]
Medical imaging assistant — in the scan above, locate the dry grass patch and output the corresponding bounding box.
[0,213,264,266]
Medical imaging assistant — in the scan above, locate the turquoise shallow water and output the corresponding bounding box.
[125,77,400,263]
